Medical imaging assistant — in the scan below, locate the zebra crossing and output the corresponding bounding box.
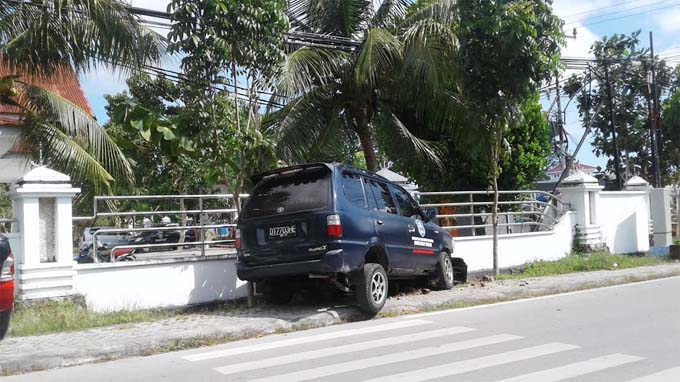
[181,318,680,381]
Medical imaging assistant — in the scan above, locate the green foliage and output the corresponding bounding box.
[0,0,165,194]
[164,0,288,205]
[105,74,238,196]
[267,0,449,172]
[564,32,679,187]
[388,0,561,191]
[0,0,164,75]
[661,89,680,184]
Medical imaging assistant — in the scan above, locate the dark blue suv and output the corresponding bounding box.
[236,163,467,314]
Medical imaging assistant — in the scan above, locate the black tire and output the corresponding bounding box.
[0,310,10,340]
[451,258,468,284]
[262,281,295,305]
[356,263,388,315]
[434,252,455,290]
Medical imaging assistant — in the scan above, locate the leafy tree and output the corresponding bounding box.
[390,93,551,192]
[166,0,288,209]
[105,75,210,196]
[0,0,165,192]
[563,32,676,188]
[266,0,457,172]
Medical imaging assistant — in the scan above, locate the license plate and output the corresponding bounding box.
[268,224,297,239]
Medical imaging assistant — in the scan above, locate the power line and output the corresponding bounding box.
[560,0,665,20]
[563,0,674,25]
[570,1,680,28]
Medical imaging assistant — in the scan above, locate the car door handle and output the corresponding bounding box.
[376,220,384,225]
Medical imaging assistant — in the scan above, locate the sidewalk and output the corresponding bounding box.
[2,263,680,375]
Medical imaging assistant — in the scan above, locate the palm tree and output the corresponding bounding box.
[0,0,165,191]
[266,0,460,172]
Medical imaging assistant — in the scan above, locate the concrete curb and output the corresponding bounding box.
[2,263,680,376]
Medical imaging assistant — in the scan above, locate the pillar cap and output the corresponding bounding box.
[561,171,599,186]
[624,176,649,188]
[17,166,70,185]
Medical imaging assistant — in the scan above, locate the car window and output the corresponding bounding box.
[390,185,422,219]
[242,167,331,219]
[342,171,366,208]
[365,179,397,215]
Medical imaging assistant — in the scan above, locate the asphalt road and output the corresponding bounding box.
[7,276,680,382]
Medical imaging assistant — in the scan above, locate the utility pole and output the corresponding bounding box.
[604,61,623,190]
[650,31,662,187]
[555,72,566,169]
[646,66,658,186]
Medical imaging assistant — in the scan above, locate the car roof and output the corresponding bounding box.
[250,162,391,186]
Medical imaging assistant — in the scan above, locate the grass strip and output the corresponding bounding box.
[496,252,670,280]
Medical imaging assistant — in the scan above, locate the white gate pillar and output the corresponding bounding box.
[650,188,672,247]
[8,166,80,300]
[557,171,607,251]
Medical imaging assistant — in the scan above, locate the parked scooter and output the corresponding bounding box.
[76,241,136,263]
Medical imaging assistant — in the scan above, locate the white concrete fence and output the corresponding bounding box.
[2,166,673,312]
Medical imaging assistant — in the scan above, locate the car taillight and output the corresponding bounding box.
[327,215,342,238]
[235,228,241,250]
[1,253,14,282]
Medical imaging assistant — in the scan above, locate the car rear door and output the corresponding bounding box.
[364,178,413,274]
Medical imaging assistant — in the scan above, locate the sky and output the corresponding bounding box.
[79,0,680,170]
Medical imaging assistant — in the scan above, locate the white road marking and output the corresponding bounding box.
[402,275,680,319]
[248,334,522,382]
[625,366,680,381]
[494,353,644,382]
[214,326,476,375]
[182,319,430,362]
[364,343,580,382]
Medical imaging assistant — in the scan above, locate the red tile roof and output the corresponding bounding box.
[546,162,598,173]
[0,61,93,119]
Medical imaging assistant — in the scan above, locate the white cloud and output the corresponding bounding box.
[654,8,680,34]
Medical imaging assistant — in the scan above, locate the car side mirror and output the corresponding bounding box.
[424,208,437,222]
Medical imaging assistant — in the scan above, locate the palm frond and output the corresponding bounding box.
[263,84,342,163]
[377,110,444,169]
[371,0,408,29]
[0,0,166,75]
[21,116,115,190]
[274,47,349,97]
[401,0,458,27]
[354,28,403,88]
[19,81,134,187]
[289,0,371,37]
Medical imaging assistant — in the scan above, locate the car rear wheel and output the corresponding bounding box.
[356,263,388,315]
[434,252,455,290]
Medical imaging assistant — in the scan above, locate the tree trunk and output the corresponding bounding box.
[179,197,187,245]
[232,61,241,133]
[356,124,378,173]
[491,171,499,276]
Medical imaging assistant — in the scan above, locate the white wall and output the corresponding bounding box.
[598,191,650,254]
[454,212,575,272]
[74,255,247,312]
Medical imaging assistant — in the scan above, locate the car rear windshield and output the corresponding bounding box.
[242,167,331,219]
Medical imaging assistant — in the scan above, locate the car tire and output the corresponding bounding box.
[262,281,294,305]
[434,252,455,290]
[356,263,388,315]
[0,310,10,340]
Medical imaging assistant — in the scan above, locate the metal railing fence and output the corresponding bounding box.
[73,194,249,262]
[417,190,569,236]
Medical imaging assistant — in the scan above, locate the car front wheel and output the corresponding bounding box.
[434,252,455,290]
[356,263,388,315]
